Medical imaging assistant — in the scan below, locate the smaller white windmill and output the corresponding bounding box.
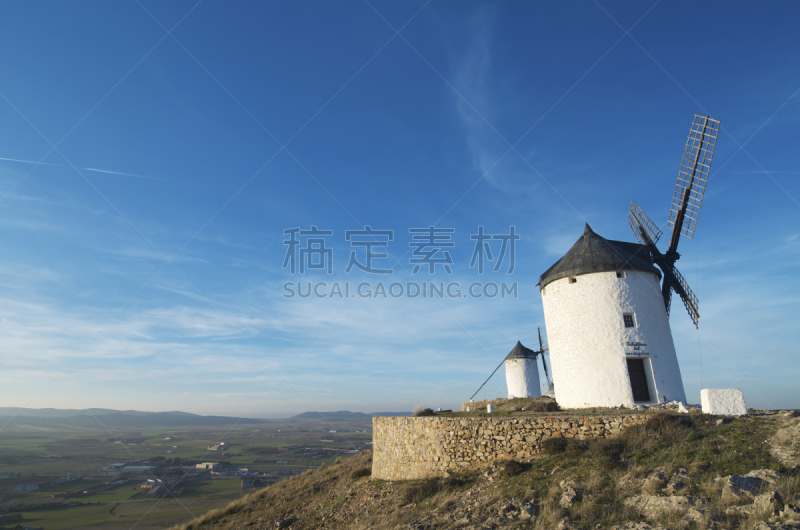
[470,330,553,401]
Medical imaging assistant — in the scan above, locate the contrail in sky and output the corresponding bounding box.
[0,157,199,184]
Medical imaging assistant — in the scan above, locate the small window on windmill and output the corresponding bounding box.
[569,276,577,284]
[623,313,636,328]
[616,271,626,278]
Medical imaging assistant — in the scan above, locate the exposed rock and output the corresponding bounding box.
[748,469,784,486]
[755,491,784,515]
[519,502,535,520]
[500,502,515,514]
[781,502,800,521]
[717,469,782,501]
[618,473,646,495]
[664,467,689,495]
[559,479,584,508]
[753,522,800,530]
[643,468,669,493]
[727,492,783,517]
[275,515,297,528]
[769,418,800,470]
[555,519,578,530]
[624,495,712,527]
[608,521,664,530]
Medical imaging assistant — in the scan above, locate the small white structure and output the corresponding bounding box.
[486,404,494,413]
[540,224,686,409]
[505,341,542,399]
[701,389,747,416]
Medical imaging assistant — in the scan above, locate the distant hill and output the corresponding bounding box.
[0,408,412,428]
[0,408,266,428]
[288,411,372,422]
[287,411,412,421]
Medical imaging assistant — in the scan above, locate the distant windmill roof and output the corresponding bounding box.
[539,224,661,289]
[506,341,538,360]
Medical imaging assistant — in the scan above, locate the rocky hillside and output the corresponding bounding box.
[174,411,800,529]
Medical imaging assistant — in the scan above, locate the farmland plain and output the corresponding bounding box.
[0,410,376,529]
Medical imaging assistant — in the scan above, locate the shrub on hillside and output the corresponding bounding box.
[581,412,694,468]
[497,459,528,477]
[622,413,693,456]
[588,437,627,467]
[564,439,589,457]
[413,405,435,417]
[351,466,371,479]
[527,399,560,412]
[403,476,463,504]
[541,437,568,455]
[542,413,693,464]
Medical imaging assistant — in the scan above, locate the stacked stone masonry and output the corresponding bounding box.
[372,414,648,480]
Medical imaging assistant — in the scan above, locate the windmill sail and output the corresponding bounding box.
[628,115,718,329]
[667,115,720,243]
[629,199,663,246]
[538,328,550,383]
[672,266,699,325]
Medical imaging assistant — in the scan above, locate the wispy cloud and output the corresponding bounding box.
[0,157,199,184]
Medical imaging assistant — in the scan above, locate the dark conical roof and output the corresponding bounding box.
[506,341,538,360]
[539,224,660,289]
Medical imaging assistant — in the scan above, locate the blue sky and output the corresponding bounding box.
[0,1,798,416]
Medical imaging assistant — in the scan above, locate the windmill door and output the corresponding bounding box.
[627,358,651,402]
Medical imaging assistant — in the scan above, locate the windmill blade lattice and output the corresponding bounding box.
[668,115,720,241]
[627,115,718,329]
[538,327,550,384]
[629,199,663,245]
[671,265,699,327]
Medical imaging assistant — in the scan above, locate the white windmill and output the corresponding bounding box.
[539,115,720,409]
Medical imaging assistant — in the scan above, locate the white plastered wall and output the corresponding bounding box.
[505,358,541,399]
[540,270,686,409]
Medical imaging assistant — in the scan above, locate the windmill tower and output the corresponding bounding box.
[505,330,552,399]
[539,115,719,409]
[468,330,553,402]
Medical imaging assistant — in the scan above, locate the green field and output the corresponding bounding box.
[0,417,372,528]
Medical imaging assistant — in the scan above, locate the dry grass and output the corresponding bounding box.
[541,437,568,455]
[498,413,797,529]
[173,452,376,530]
[501,396,560,413]
[350,466,371,479]
[402,476,463,504]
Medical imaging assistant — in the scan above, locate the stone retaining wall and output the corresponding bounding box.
[372,414,648,480]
